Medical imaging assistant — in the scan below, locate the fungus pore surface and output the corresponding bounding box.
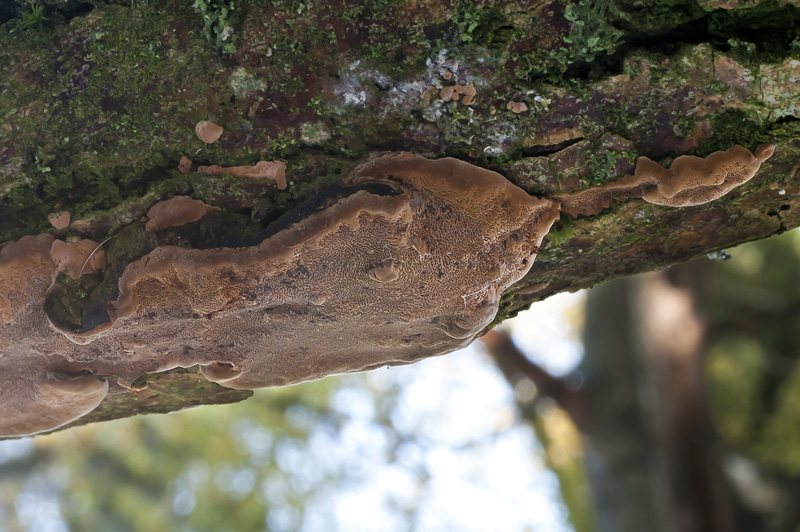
[0,147,774,436]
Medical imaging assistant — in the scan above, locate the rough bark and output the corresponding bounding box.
[1,0,799,431]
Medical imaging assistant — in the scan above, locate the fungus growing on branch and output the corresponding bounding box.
[102,152,562,389]
[195,120,223,144]
[50,239,107,279]
[0,145,776,437]
[48,211,71,230]
[178,156,193,174]
[0,369,109,437]
[507,101,528,114]
[556,144,776,217]
[145,196,218,232]
[197,160,288,190]
[0,234,109,437]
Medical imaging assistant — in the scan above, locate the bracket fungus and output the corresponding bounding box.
[48,211,71,230]
[178,155,193,174]
[507,101,529,114]
[195,120,224,144]
[0,235,109,437]
[556,144,775,217]
[144,196,219,232]
[0,145,775,437]
[197,160,288,190]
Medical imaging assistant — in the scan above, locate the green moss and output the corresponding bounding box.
[0,1,236,241]
[103,224,156,271]
[44,272,109,332]
[584,143,637,186]
[547,218,576,247]
[450,1,514,49]
[229,67,266,99]
[16,0,49,29]
[696,109,770,156]
[708,3,800,65]
[86,224,157,306]
[192,0,238,53]
[513,0,622,81]
[191,174,251,204]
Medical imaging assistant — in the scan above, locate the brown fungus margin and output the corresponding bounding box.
[0,235,109,437]
[0,146,775,437]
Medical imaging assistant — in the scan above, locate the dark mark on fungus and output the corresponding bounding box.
[0,147,775,437]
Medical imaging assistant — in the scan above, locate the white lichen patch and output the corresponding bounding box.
[760,58,800,119]
[333,51,481,128]
[334,61,376,109]
[229,68,267,100]
[343,91,368,106]
[375,81,420,120]
[481,120,522,156]
[533,95,552,111]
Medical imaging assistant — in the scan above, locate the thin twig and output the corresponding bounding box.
[79,236,116,276]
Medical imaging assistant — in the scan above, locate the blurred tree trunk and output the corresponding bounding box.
[489,229,800,532]
[582,270,734,532]
[1,0,799,429]
[488,268,736,532]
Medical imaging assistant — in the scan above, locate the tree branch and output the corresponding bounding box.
[1,0,798,431]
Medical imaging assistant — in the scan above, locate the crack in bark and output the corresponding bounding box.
[771,204,793,233]
[560,4,800,86]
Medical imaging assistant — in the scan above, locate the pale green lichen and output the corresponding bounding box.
[229,67,266,99]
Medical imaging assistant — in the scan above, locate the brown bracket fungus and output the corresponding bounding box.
[195,120,224,144]
[0,146,775,437]
[507,101,529,114]
[48,211,71,230]
[77,152,562,389]
[0,235,109,437]
[50,239,108,279]
[0,368,109,438]
[197,160,288,190]
[144,196,218,232]
[556,144,775,217]
[178,155,193,174]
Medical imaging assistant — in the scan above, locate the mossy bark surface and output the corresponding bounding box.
[1,0,799,431]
